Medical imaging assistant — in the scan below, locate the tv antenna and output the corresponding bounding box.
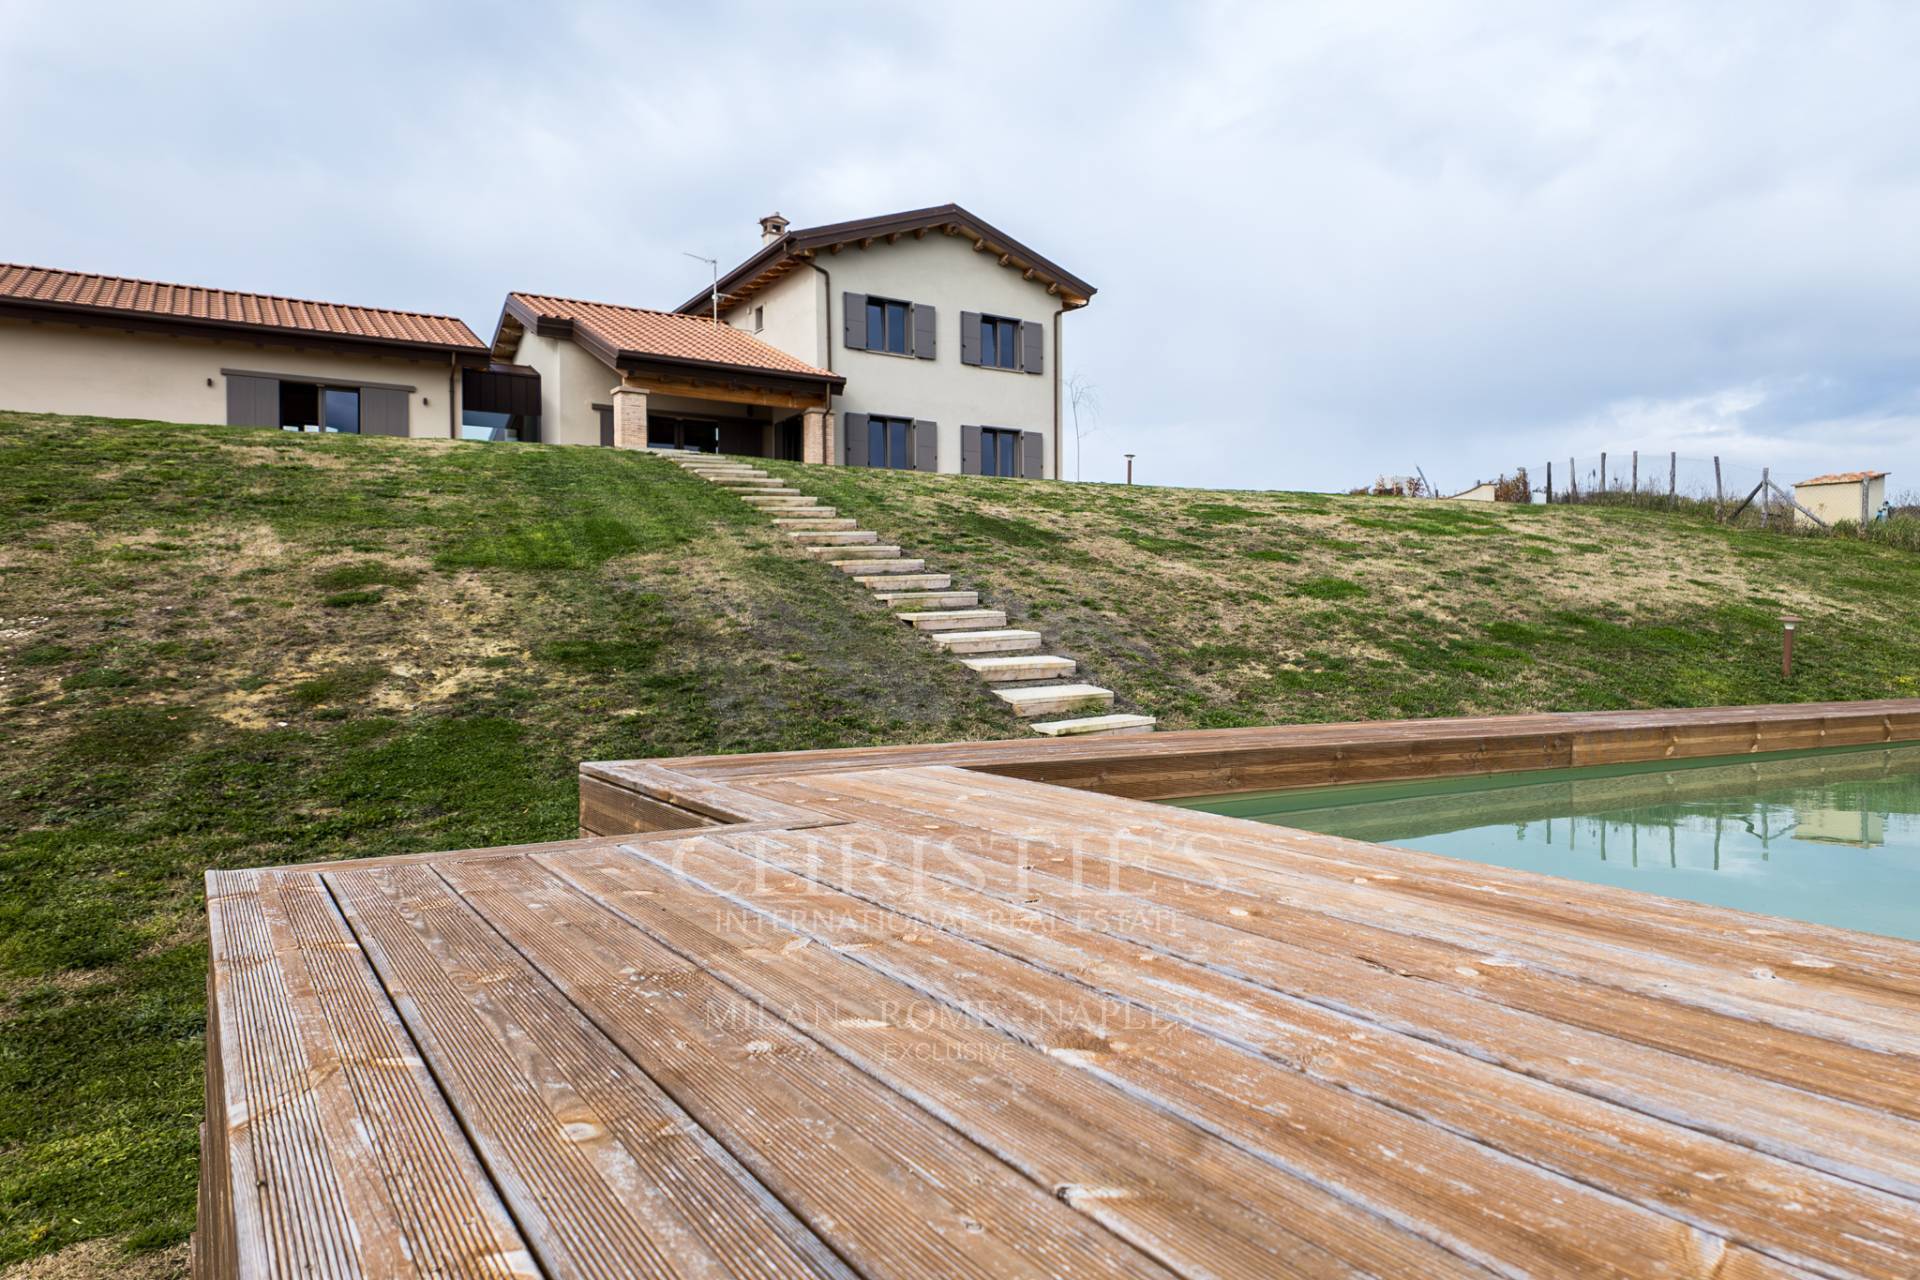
[683,251,720,324]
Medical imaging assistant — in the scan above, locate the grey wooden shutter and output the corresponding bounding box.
[843,293,868,351]
[959,312,981,366]
[912,420,937,471]
[595,404,613,446]
[1020,321,1044,375]
[225,374,278,428]
[842,412,870,466]
[361,387,409,437]
[1020,430,1044,479]
[912,304,936,360]
[960,425,982,475]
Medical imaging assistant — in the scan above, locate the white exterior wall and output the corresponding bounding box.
[727,267,824,370]
[726,234,1065,477]
[498,328,622,446]
[0,317,461,436]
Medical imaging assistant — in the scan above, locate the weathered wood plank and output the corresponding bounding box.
[769,772,1920,1196]
[324,860,853,1280]
[680,827,1920,1279]
[536,843,1495,1279]
[435,855,1175,1280]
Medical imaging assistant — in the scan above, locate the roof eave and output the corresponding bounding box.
[677,204,1097,315]
[0,297,489,364]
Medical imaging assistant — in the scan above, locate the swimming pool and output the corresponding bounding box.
[1167,743,1920,940]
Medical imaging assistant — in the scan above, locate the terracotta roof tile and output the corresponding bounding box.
[508,292,836,380]
[1796,471,1889,486]
[0,262,484,351]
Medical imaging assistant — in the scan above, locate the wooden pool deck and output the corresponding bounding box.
[199,701,1920,1278]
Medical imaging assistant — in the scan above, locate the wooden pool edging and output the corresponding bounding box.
[578,698,1920,834]
[195,697,1920,1279]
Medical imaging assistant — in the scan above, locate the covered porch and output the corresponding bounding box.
[608,361,837,463]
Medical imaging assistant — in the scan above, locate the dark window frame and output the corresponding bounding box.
[862,296,913,357]
[866,414,916,469]
[979,426,1021,477]
[977,313,1022,371]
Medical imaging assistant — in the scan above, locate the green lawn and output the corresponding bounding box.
[4,412,1919,1272]
[0,415,1007,1270]
[769,457,1920,725]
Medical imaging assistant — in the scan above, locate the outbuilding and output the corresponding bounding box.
[1792,470,1889,527]
[0,262,489,437]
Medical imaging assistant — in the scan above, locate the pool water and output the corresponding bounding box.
[1167,744,1920,940]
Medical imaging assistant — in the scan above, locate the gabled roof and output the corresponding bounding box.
[1796,470,1889,486]
[0,262,486,358]
[498,292,842,388]
[675,203,1097,317]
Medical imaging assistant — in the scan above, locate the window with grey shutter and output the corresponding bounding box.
[842,412,870,466]
[911,305,936,360]
[225,374,278,428]
[1020,431,1044,479]
[361,387,409,437]
[912,420,937,471]
[960,424,982,475]
[1020,321,1044,375]
[843,293,868,350]
[959,312,981,366]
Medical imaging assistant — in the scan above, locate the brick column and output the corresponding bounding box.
[802,407,835,465]
[611,384,648,449]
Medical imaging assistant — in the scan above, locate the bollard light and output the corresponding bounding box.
[1780,614,1801,679]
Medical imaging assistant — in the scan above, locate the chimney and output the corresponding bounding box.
[758,211,790,245]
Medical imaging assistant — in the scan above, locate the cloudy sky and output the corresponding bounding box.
[4,1,1917,493]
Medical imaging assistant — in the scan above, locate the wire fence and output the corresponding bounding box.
[1376,449,1920,550]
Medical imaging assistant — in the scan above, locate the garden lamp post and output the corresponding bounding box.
[1125,453,1135,485]
[1780,614,1801,679]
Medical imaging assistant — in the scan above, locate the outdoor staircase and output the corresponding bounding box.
[658,451,1156,737]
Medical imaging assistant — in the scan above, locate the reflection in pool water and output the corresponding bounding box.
[1166,744,1920,940]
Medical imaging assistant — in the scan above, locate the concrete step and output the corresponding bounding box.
[873,589,980,609]
[807,544,902,560]
[741,496,822,508]
[734,488,805,498]
[960,654,1077,683]
[929,629,1043,655]
[685,465,766,475]
[897,609,1008,632]
[831,557,924,575]
[786,529,878,545]
[994,683,1114,719]
[854,572,952,591]
[715,477,787,488]
[772,517,856,530]
[1030,712,1157,738]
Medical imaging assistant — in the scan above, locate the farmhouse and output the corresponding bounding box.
[0,263,489,436]
[494,204,1095,478]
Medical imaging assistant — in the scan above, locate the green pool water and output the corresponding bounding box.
[1166,743,1920,940]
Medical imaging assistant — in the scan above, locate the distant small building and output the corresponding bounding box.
[1793,470,1888,526]
[1449,481,1498,502]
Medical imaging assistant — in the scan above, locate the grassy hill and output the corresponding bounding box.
[4,411,1919,1271]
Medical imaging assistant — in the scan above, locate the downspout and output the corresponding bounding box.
[807,254,835,464]
[447,353,457,439]
[1051,304,1066,480]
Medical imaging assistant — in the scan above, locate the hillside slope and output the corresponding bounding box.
[770,457,1920,726]
[0,414,1008,1268]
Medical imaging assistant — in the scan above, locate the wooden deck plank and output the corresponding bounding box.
[323,860,853,1280]
[762,771,1920,1197]
[817,766,1920,1057]
[431,854,1176,1280]
[698,825,1920,1274]
[534,842,1496,1280]
[681,827,1920,1279]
